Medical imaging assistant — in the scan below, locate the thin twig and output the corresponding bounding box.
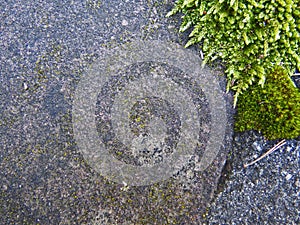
[244,139,286,168]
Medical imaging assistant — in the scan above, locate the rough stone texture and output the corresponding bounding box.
[0,0,233,224]
[207,131,300,225]
[1,0,298,224]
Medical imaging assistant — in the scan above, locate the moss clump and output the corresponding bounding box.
[167,0,300,105]
[235,66,300,140]
[167,0,300,139]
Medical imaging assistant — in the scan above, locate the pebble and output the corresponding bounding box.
[122,19,128,26]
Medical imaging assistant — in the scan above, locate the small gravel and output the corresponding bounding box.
[207,131,300,225]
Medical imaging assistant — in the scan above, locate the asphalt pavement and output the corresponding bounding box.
[0,0,299,224]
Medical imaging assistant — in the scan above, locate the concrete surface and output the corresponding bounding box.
[0,0,299,224]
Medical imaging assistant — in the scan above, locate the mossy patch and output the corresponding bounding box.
[167,0,300,105]
[235,66,300,140]
[167,0,300,139]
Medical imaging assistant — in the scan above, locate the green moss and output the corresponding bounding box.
[235,66,300,140]
[168,0,300,139]
[86,0,101,9]
[167,0,300,105]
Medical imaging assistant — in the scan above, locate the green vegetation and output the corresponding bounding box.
[235,66,300,140]
[167,0,300,139]
[86,0,101,9]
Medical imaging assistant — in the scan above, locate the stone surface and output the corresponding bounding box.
[0,0,233,224]
[207,131,300,225]
[1,0,299,224]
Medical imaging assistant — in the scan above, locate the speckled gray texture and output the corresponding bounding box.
[72,40,228,187]
[0,0,233,224]
[1,0,298,224]
[207,131,300,225]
